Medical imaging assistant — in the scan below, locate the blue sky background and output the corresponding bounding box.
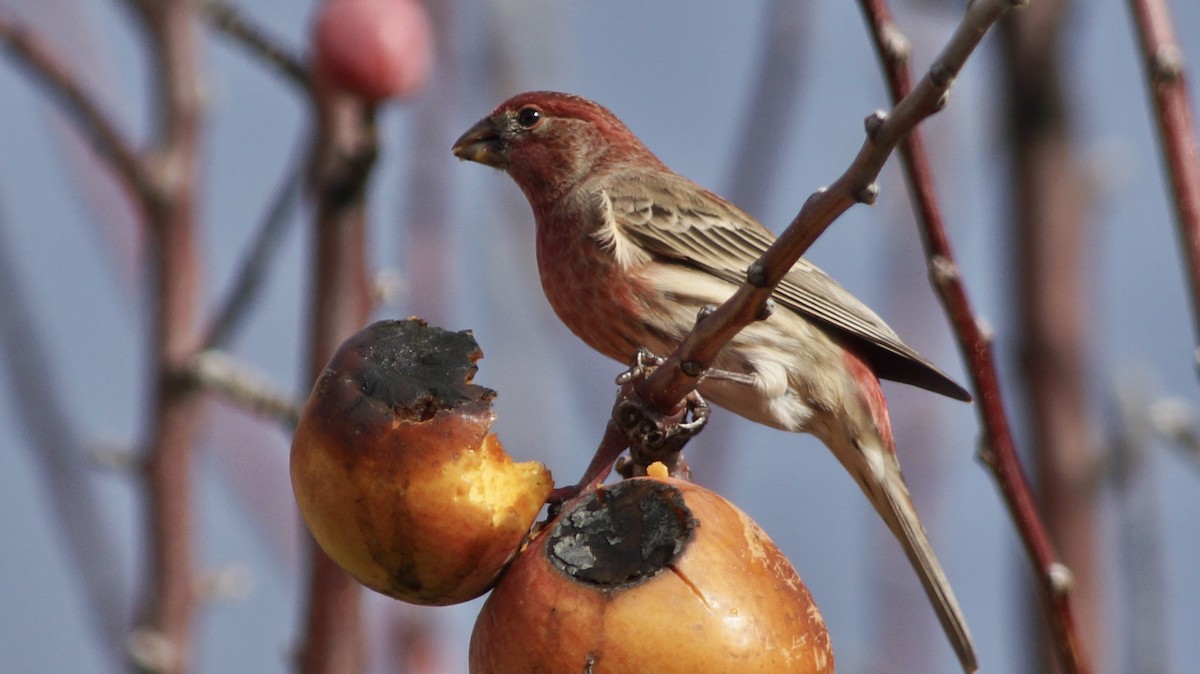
[1,1,1199,672]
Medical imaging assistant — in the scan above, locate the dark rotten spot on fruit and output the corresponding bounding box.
[547,479,698,587]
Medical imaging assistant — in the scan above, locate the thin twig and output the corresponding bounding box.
[1125,0,1200,374]
[854,2,1092,673]
[201,0,312,92]
[189,350,301,427]
[203,155,306,350]
[635,0,1024,414]
[1110,374,1169,674]
[0,10,151,202]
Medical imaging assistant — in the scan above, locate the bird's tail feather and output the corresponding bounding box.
[876,465,978,673]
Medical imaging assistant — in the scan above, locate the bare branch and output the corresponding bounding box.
[201,0,312,92]
[1125,0,1200,375]
[125,2,208,673]
[635,0,1024,415]
[855,1,1094,673]
[0,10,151,204]
[189,350,301,427]
[296,85,379,674]
[1110,375,1170,674]
[203,155,306,350]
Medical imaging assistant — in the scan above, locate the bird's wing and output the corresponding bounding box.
[603,174,971,402]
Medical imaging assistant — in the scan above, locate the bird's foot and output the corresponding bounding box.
[615,347,666,385]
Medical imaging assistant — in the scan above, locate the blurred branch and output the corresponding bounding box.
[1110,374,1169,674]
[1125,0,1200,374]
[202,155,306,350]
[201,0,312,92]
[855,2,1094,673]
[1148,396,1200,470]
[0,205,131,674]
[295,87,378,674]
[188,350,301,427]
[723,0,811,213]
[0,10,151,203]
[631,0,1024,420]
[998,3,1102,672]
[123,1,207,672]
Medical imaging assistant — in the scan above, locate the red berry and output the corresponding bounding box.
[312,0,433,102]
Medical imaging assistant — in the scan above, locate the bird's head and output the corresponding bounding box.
[452,91,661,202]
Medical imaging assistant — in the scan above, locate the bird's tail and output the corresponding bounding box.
[828,349,977,672]
[870,454,978,673]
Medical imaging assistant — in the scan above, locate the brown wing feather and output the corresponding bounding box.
[605,172,972,402]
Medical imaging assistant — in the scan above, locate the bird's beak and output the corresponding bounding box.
[452,117,507,169]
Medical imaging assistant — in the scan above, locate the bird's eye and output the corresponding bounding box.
[515,107,542,128]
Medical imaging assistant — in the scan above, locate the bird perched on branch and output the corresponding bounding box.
[453,91,977,673]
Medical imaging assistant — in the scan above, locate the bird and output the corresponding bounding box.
[453,91,977,673]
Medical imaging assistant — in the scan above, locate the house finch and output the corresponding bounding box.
[453,91,977,672]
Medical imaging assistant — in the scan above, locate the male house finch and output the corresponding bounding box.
[453,91,977,672]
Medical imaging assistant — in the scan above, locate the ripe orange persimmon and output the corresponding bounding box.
[290,319,552,605]
[470,477,834,674]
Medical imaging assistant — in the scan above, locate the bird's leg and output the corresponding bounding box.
[615,347,665,385]
[616,388,709,478]
[547,356,712,515]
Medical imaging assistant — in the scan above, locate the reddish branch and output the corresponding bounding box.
[1126,0,1200,367]
[855,2,1093,673]
[633,0,1023,420]
[999,4,1102,672]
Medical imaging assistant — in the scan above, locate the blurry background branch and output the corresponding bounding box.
[188,351,301,428]
[997,4,1102,673]
[0,10,150,202]
[201,0,311,91]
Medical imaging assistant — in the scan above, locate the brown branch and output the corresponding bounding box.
[201,0,312,92]
[189,350,301,427]
[723,0,812,213]
[998,4,1103,672]
[1125,0,1200,372]
[202,155,305,350]
[855,2,1093,673]
[124,1,207,673]
[295,88,378,674]
[0,10,151,204]
[634,0,1024,414]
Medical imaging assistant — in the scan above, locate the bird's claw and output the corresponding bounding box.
[613,389,709,477]
[615,348,665,385]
